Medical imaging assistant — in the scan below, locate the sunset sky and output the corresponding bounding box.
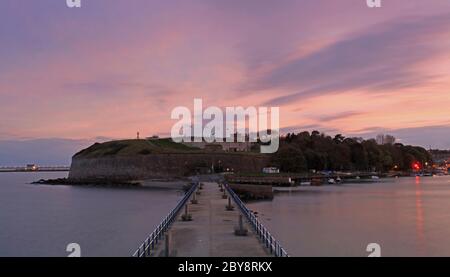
[1,0,450,164]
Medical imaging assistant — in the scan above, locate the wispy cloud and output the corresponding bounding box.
[317,111,364,122]
[258,14,450,106]
[350,124,450,149]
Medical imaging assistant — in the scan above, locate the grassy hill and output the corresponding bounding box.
[73,138,202,158]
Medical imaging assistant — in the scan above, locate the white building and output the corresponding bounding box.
[263,167,280,174]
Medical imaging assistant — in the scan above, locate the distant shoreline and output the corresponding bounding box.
[0,167,70,173]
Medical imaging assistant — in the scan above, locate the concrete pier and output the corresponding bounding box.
[151,182,269,257]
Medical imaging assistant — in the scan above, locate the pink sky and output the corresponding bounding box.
[1,0,450,149]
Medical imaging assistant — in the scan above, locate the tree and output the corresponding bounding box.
[272,144,307,172]
[273,130,430,173]
[333,134,345,144]
[350,143,369,171]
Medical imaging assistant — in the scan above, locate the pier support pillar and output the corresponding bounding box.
[181,204,193,221]
[234,214,248,236]
[191,193,198,204]
[226,197,234,211]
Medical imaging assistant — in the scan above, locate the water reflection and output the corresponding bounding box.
[0,172,182,256]
[415,176,425,255]
[248,176,450,256]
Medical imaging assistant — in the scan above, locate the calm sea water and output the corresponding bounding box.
[2,173,450,257]
[247,176,450,257]
[0,172,182,257]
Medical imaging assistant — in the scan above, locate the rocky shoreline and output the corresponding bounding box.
[32,178,142,187]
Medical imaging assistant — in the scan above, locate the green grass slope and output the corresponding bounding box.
[73,138,201,158]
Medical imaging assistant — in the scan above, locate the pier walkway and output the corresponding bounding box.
[133,182,288,257]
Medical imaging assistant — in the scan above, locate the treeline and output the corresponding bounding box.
[271,131,432,173]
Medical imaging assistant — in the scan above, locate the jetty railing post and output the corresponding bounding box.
[265,230,268,248]
[269,236,272,255]
[151,233,155,249]
[143,240,147,257]
[165,232,171,257]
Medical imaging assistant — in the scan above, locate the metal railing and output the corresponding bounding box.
[224,183,289,257]
[132,182,199,257]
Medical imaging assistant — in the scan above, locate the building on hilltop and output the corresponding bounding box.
[182,140,253,152]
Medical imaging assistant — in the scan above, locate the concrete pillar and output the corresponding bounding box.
[234,214,248,236]
[191,193,198,204]
[239,214,244,229]
[226,197,234,211]
[182,204,192,221]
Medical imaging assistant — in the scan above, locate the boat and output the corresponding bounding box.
[328,178,336,184]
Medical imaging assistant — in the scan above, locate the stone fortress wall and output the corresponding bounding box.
[69,152,271,181]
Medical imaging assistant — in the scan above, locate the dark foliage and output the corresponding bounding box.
[271,131,432,173]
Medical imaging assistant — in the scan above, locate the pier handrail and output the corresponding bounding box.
[224,183,289,257]
[132,182,199,257]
